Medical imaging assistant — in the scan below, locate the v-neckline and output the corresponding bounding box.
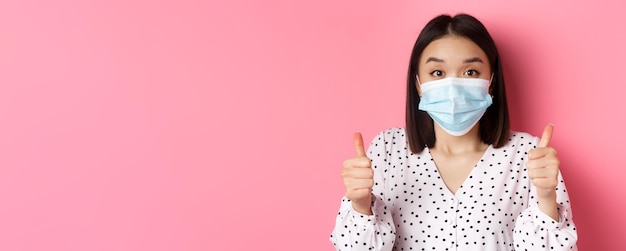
[425,144,493,197]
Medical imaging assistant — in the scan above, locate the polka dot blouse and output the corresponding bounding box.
[330,128,578,250]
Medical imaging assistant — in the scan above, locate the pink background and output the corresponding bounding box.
[0,0,623,250]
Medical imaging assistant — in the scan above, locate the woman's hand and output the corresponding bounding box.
[341,132,374,215]
[527,124,560,220]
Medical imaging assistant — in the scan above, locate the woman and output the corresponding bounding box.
[330,14,578,250]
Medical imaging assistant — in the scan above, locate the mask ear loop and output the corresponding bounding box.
[489,73,495,98]
[415,74,422,97]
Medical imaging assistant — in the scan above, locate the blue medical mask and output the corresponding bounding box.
[417,76,493,136]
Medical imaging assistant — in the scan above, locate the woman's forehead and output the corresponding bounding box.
[420,35,488,64]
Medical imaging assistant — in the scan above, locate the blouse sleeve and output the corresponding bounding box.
[330,130,397,251]
[513,138,578,250]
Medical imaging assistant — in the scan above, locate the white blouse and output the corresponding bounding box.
[330,127,577,250]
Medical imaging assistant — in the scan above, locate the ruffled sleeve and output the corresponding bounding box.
[330,130,398,251]
[513,138,578,250]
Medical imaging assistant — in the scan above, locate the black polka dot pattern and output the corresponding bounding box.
[330,127,577,250]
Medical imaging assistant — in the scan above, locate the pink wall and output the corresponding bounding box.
[0,0,622,250]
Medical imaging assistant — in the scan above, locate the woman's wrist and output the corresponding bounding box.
[537,190,559,221]
[351,196,373,215]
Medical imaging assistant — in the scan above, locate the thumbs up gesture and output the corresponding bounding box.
[341,132,374,215]
[527,124,560,200]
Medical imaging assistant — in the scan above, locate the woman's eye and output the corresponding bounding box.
[430,70,443,77]
[464,70,479,77]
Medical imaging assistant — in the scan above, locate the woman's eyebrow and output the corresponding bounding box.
[425,57,444,63]
[425,57,484,64]
[463,57,484,63]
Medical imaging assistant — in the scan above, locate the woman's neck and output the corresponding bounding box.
[432,125,488,155]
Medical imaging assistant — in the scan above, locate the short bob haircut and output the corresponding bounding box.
[406,14,510,153]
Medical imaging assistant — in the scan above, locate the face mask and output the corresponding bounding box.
[417,77,493,136]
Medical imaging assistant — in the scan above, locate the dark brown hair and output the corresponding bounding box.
[406,14,510,153]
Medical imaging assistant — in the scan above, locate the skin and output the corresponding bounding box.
[341,35,561,221]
